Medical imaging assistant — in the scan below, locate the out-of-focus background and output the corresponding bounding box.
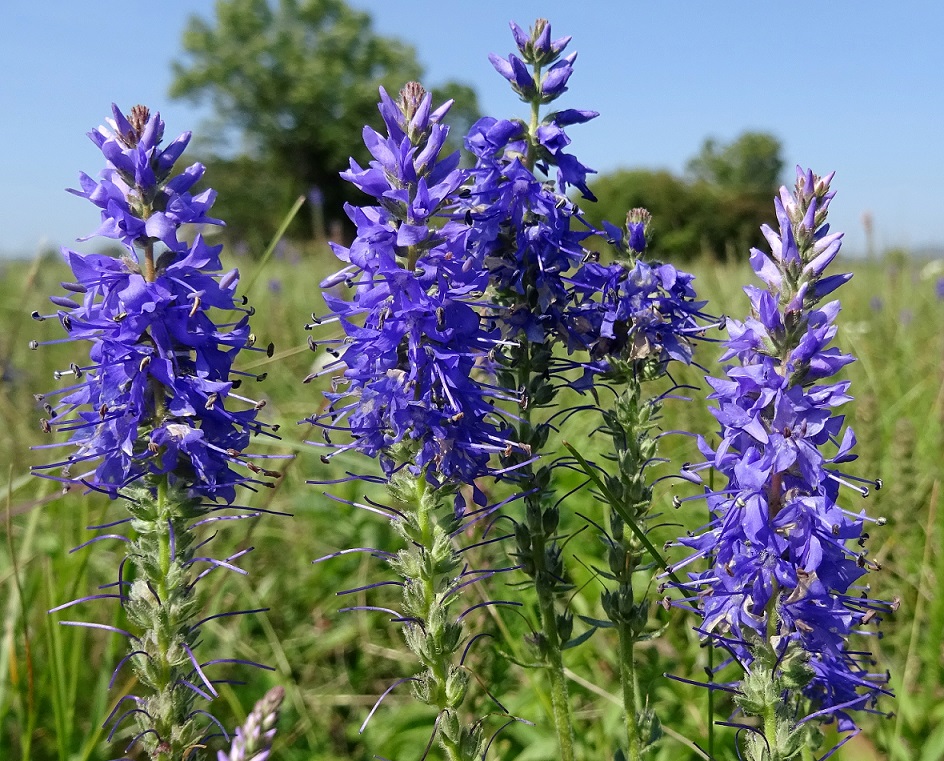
[2,0,943,260]
[2,2,943,760]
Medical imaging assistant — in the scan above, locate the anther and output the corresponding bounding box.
[31,311,44,321]
[29,340,39,350]
[266,342,275,358]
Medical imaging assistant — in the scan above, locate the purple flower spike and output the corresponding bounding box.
[307,84,515,493]
[71,105,221,254]
[33,105,279,502]
[668,169,893,740]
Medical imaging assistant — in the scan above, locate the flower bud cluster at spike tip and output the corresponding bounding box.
[461,29,596,348]
[667,168,893,732]
[70,104,221,253]
[32,105,279,501]
[306,84,515,499]
[491,19,576,103]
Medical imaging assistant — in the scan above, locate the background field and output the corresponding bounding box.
[1,246,942,760]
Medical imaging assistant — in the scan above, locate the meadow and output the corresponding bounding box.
[1,245,942,761]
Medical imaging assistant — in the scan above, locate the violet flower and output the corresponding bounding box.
[32,104,279,501]
[306,84,518,760]
[34,104,280,760]
[305,83,514,501]
[668,168,893,754]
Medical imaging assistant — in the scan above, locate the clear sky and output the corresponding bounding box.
[2,0,942,258]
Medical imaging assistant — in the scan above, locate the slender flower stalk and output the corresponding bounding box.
[33,105,280,759]
[568,211,705,759]
[306,84,516,759]
[668,169,894,759]
[461,21,606,758]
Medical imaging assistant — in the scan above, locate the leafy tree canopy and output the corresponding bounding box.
[170,0,479,246]
[585,131,786,262]
[686,131,784,196]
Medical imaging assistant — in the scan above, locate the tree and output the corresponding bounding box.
[170,0,479,245]
[584,165,779,262]
[686,131,784,196]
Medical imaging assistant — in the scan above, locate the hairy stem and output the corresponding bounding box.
[516,345,576,761]
[618,619,641,761]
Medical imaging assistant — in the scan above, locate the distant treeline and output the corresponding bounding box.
[583,132,784,262]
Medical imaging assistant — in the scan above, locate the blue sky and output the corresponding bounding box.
[2,0,942,258]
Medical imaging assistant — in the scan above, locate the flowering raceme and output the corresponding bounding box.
[32,104,277,502]
[306,84,521,761]
[306,83,513,494]
[33,104,281,760]
[669,168,892,752]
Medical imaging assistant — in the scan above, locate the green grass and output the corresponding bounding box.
[1,248,941,761]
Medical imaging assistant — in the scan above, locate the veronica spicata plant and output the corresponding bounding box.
[32,104,281,760]
[305,83,520,760]
[458,22,600,758]
[457,20,711,759]
[564,212,708,760]
[669,169,894,759]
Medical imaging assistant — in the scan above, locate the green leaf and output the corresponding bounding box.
[562,441,684,589]
[561,626,598,651]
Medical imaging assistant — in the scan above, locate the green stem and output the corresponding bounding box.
[762,699,780,761]
[391,473,480,761]
[124,480,205,761]
[517,347,576,761]
[524,66,541,172]
[143,240,156,283]
[618,620,641,761]
[533,551,575,761]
